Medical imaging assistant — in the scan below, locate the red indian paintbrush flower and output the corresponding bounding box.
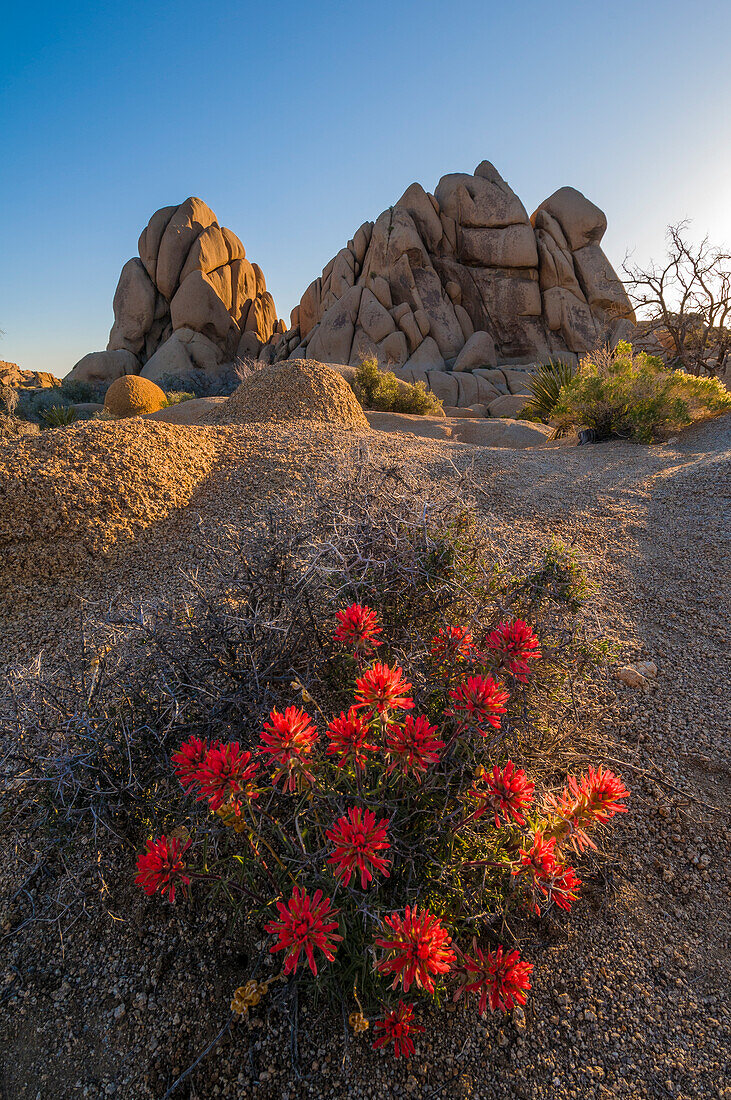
[334,603,383,656]
[514,833,581,913]
[430,625,476,662]
[372,1001,424,1059]
[469,760,535,827]
[171,735,209,793]
[486,619,541,683]
[543,767,629,853]
[375,906,455,994]
[385,715,445,782]
[446,674,510,733]
[354,662,414,717]
[454,942,533,1016]
[258,706,318,793]
[195,742,260,813]
[326,806,391,888]
[264,886,342,976]
[135,836,191,903]
[326,707,378,770]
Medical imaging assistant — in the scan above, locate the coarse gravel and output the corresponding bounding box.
[0,414,729,1099]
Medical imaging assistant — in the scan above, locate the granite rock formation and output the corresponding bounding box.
[265,162,634,378]
[68,198,284,386]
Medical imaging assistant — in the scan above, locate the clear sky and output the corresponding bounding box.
[2,0,730,377]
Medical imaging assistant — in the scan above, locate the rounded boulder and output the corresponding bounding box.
[105,375,167,417]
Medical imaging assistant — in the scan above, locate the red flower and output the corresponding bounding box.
[446,675,510,733]
[195,742,260,813]
[334,603,383,656]
[486,619,541,683]
[326,707,378,770]
[430,625,476,662]
[372,1001,424,1059]
[455,942,533,1015]
[135,836,191,903]
[385,715,444,782]
[258,706,318,793]
[375,906,455,994]
[171,735,209,793]
[468,760,535,827]
[544,767,629,852]
[264,886,342,976]
[354,662,414,718]
[513,833,581,913]
[326,806,391,888]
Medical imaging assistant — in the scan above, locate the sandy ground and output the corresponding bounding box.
[1,416,729,1099]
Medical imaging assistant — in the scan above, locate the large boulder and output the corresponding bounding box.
[269,159,632,383]
[68,198,284,385]
[69,349,139,385]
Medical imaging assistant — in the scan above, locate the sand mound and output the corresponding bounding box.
[0,419,219,591]
[204,359,369,428]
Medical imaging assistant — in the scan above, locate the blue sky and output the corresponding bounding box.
[2,0,730,376]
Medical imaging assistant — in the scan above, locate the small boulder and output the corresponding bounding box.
[453,331,497,372]
[105,375,167,418]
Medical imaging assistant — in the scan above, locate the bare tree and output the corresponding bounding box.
[623,222,731,376]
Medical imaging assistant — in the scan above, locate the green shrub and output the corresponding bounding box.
[352,359,443,416]
[59,378,104,404]
[162,390,196,407]
[552,341,731,442]
[522,360,576,428]
[40,404,78,428]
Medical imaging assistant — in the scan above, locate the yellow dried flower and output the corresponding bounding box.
[349,1011,369,1034]
[231,979,270,1016]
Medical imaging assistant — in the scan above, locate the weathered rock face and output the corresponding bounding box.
[267,161,634,374]
[0,362,60,390]
[68,198,283,385]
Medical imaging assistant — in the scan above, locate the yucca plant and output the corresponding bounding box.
[525,360,577,430]
[40,404,78,428]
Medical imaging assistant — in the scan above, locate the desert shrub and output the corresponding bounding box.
[39,404,78,428]
[352,359,444,416]
[0,383,19,416]
[59,378,105,404]
[162,390,196,406]
[552,341,731,442]
[3,467,624,1068]
[155,365,243,400]
[522,360,576,429]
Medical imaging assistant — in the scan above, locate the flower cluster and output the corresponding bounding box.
[455,942,533,1015]
[486,619,541,682]
[514,833,582,913]
[375,906,455,994]
[326,806,391,888]
[136,602,630,1064]
[373,1001,424,1059]
[134,836,191,903]
[172,737,259,815]
[543,766,629,852]
[334,603,383,656]
[264,886,342,976]
[259,706,318,793]
[385,715,444,781]
[468,760,535,828]
[447,674,510,734]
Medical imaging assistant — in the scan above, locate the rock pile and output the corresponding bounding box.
[266,161,634,377]
[0,361,60,390]
[205,360,369,429]
[68,199,285,388]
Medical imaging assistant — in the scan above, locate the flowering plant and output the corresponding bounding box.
[135,604,628,1060]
